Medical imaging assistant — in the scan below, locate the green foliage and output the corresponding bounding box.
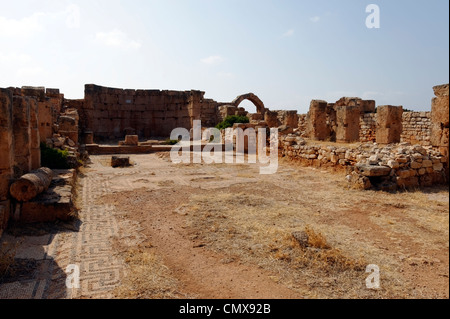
[40,143,70,169]
[164,139,180,146]
[215,115,250,130]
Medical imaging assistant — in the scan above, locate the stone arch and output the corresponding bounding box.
[232,93,266,116]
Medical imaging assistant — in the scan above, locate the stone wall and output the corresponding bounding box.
[431,84,449,178]
[0,89,14,238]
[298,114,308,138]
[0,88,48,236]
[277,111,299,128]
[431,84,449,155]
[401,112,432,146]
[0,86,72,237]
[78,84,220,142]
[280,132,448,191]
[360,113,377,143]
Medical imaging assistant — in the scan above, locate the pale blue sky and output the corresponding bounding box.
[0,0,448,113]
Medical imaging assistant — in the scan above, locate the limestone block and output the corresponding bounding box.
[356,164,392,177]
[376,105,403,144]
[111,156,131,168]
[307,100,330,140]
[124,135,139,146]
[360,100,376,114]
[336,105,361,142]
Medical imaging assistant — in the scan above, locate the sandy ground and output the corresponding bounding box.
[1,153,448,299]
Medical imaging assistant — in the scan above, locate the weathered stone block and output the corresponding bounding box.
[356,164,391,177]
[264,111,280,128]
[336,105,361,142]
[111,156,131,168]
[376,105,403,144]
[124,135,139,146]
[307,100,330,141]
[360,100,376,114]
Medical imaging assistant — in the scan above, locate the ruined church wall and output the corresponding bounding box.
[79,85,219,142]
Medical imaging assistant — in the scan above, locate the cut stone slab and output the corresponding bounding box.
[356,164,392,177]
[111,156,131,168]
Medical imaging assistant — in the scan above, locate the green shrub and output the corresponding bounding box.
[40,143,70,169]
[164,139,180,146]
[215,115,249,130]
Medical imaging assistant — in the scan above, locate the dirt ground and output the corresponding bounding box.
[91,153,449,299]
[2,152,447,299]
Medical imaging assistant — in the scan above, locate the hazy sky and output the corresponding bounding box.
[0,0,448,113]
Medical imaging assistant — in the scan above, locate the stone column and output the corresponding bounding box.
[12,95,32,177]
[307,100,330,141]
[376,105,403,144]
[336,105,361,143]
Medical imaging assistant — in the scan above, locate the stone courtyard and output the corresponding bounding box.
[0,83,449,299]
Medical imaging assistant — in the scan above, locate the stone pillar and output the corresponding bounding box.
[29,98,41,170]
[12,95,32,177]
[307,100,330,141]
[336,105,361,143]
[376,105,403,144]
[0,88,14,238]
[431,84,449,177]
[188,91,204,130]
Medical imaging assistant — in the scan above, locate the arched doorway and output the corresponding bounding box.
[232,93,266,116]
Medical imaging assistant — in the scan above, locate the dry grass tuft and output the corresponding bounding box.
[114,245,183,299]
[305,226,330,250]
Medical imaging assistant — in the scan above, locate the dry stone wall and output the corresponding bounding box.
[280,132,448,191]
[401,112,432,146]
[360,113,377,143]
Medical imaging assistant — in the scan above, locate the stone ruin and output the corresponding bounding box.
[281,84,449,191]
[0,87,80,238]
[0,82,449,238]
